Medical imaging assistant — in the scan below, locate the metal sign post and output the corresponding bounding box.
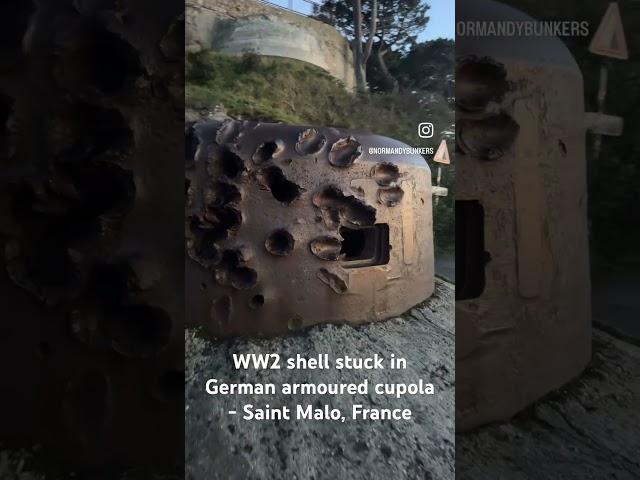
[432,139,450,206]
[587,2,628,164]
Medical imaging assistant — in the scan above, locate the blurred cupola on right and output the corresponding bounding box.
[455,0,591,431]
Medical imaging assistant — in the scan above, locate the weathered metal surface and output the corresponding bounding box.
[0,0,185,472]
[186,121,434,337]
[456,0,591,431]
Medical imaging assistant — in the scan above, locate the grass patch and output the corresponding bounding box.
[187,51,454,250]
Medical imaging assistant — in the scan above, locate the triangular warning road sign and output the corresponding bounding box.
[589,2,628,60]
[434,140,450,164]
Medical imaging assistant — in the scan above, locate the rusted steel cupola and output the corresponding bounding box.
[456,0,591,430]
[186,121,435,336]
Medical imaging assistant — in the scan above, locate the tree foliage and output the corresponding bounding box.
[315,0,429,52]
[395,38,454,93]
[314,0,430,92]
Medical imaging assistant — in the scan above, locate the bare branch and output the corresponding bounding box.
[363,0,378,63]
[352,0,366,91]
[352,0,363,56]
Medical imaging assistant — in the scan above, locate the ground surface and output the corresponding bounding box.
[185,279,456,480]
[457,328,640,479]
[592,262,640,344]
[0,449,42,480]
[435,251,455,284]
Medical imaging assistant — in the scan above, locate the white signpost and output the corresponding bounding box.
[587,2,628,162]
[432,139,450,205]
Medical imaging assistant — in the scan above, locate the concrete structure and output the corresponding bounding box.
[186,0,356,90]
[186,120,434,336]
[456,0,591,431]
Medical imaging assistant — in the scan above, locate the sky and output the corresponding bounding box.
[266,0,455,41]
[420,0,455,41]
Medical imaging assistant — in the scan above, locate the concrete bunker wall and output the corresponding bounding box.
[186,0,356,90]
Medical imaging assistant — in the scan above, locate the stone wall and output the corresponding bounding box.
[186,0,356,90]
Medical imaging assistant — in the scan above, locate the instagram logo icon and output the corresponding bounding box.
[418,122,434,138]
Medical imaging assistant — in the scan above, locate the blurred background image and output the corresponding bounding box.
[0,0,185,477]
[455,1,640,478]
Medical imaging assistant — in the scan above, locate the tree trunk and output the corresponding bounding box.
[353,41,367,92]
[363,0,377,64]
[352,0,367,92]
[376,47,399,93]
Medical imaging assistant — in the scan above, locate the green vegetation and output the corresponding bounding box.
[186,51,455,251]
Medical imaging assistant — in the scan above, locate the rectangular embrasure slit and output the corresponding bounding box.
[456,200,486,300]
[340,224,390,268]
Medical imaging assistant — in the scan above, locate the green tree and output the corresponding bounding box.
[395,38,454,94]
[364,38,454,94]
[314,0,430,92]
